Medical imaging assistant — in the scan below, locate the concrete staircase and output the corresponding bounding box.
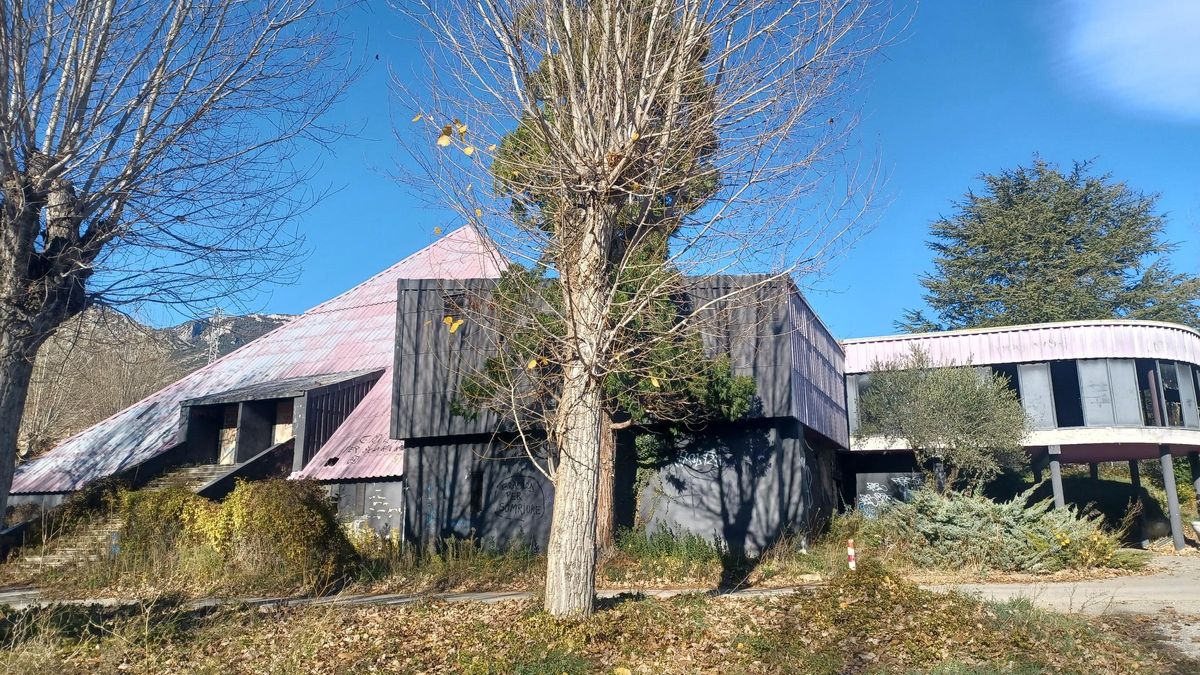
[8,463,235,573]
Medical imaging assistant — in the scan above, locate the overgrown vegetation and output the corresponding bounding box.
[38,480,355,596]
[350,531,543,594]
[2,562,1193,674]
[851,488,1147,575]
[856,347,1030,488]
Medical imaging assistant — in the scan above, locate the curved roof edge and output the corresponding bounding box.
[842,318,1200,345]
[843,319,1200,374]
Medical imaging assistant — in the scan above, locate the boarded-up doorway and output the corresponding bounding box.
[218,405,238,465]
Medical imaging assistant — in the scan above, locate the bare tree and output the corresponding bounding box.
[0,0,352,510]
[20,309,182,461]
[399,0,892,616]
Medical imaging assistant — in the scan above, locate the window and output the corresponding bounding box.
[1049,361,1084,428]
[1107,359,1144,426]
[1077,359,1114,426]
[990,364,1021,398]
[1135,358,1161,425]
[1175,363,1200,428]
[1017,363,1056,429]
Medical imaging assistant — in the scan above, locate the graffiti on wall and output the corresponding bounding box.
[855,472,924,517]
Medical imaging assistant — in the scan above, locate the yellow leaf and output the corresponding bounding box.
[412,113,422,123]
[650,376,660,388]
[463,145,475,156]
[449,319,464,333]
[614,669,633,675]
[527,358,539,370]
[630,131,640,142]
[437,125,453,146]
[433,226,443,235]
[443,315,454,325]
[538,357,548,366]
[454,119,467,136]
[474,208,482,218]
[488,144,497,152]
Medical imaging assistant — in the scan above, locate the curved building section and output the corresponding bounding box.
[843,320,1200,460]
[842,319,1200,550]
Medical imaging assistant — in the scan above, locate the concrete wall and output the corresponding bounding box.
[332,480,407,538]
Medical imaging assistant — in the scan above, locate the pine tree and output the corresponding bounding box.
[900,158,1200,332]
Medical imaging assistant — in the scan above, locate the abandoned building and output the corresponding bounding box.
[8,226,1200,553]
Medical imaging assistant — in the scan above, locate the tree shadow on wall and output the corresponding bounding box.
[645,416,816,591]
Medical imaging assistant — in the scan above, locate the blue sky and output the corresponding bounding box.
[223,1,1200,340]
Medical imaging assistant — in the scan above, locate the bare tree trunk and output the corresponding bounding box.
[544,204,615,617]
[596,421,617,550]
[0,323,39,514]
[544,363,602,617]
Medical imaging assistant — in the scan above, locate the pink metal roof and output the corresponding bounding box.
[293,368,402,480]
[842,320,1200,374]
[13,227,504,493]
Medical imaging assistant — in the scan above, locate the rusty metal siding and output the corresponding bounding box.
[12,227,504,494]
[843,320,1200,374]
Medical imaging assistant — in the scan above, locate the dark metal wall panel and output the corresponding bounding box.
[302,375,380,466]
[788,292,848,448]
[637,419,836,555]
[400,420,834,554]
[392,276,849,449]
[392,279,504,442]
[402,439,553,549]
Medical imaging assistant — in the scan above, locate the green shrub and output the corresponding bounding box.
[220,479,356,586]
[861,488,1132,573]
[51,479,357,596]
[117,487,209,555]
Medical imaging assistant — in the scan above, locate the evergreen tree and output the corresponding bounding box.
[900,158,1200,332]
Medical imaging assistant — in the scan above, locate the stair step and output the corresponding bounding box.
[5,464,237,572]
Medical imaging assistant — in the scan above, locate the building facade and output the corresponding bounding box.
[841,320,1200,549]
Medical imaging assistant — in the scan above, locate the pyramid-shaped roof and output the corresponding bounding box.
[13,227,504,494]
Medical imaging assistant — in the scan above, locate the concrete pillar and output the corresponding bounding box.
[1089,462,1099,481]
[1049,446,1065,509]
[1159,444,1187,551]
[1129,460,1150,548]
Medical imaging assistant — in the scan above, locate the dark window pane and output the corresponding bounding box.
[1159,360,1185,427]
[1050,360,1084,428]
[1135,358,1160,426]
[990,364,1021,398]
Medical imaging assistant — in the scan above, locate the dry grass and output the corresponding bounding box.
[1,562,1195,674]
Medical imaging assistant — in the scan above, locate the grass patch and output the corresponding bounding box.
[350,533,544,594]
[1,561,1193,674]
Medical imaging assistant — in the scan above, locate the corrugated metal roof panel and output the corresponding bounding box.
[12,226,504,494]
[293,368,405,481]
[842,320,1200,374]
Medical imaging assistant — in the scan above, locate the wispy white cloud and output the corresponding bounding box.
[1058,0,1200,122]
